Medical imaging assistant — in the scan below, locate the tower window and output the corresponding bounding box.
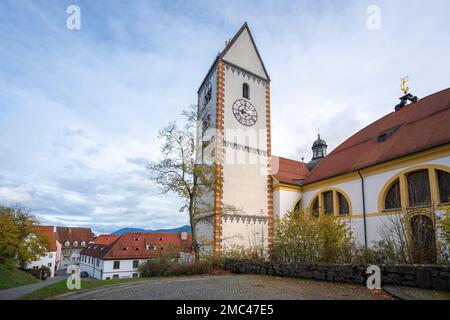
[243,83,250,99]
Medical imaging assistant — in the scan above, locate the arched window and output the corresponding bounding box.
[338,192,350,215]
[242,83,250,99]
[436,169,449,204]
[385,178,401,210]
[323,191,333,215]
[308,189,351,216]
[379,165,450,212]
[293,199,302,212]
[407,169,431,207]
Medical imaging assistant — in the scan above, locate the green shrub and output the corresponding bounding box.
[26,266,52,280]
[222,244,265,261]
[138,256,223,277]
[272,210,353,264]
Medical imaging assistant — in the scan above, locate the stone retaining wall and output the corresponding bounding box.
[223,259,450,291]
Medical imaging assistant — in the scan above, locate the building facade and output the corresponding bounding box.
[25,226,61,277]
[195,22,450,262]
[56,227,94,270]
[80,232,192,280]
[272,89,450,263]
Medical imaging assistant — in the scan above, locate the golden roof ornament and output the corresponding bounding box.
[400,76,409,94]
[395,76,418,111]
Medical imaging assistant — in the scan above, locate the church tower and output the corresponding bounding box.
[195,23,272,256]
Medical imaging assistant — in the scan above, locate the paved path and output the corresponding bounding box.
[57,274,392,300]
[0,274,65,300]
[384,285,450,300]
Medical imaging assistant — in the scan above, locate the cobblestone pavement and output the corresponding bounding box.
[57,274,392,300]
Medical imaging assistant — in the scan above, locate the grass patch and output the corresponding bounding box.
[21,277,150,300]
[0,264,40,290]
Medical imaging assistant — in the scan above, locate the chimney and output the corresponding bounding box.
[69,228,72,235]
[180,231,188,241]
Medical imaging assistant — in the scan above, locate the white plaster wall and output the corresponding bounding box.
[61,248,84,269]
[273,188,302,220]
[80,255,144,280]
[220,63,269,252]
[102,259,143,280]
[300,155,450,246]
[221,218,268,252]
[195,218,214,255]
[25,251,57,277]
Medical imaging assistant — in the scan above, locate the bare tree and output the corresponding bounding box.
[148,105,214,261]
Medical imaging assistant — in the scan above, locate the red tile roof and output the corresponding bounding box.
[93,234,120,245]
[304,88,450,184]
[80,232,192,260]
[56,227,94,248]
[34,226,57,252]
[271,156,310,185]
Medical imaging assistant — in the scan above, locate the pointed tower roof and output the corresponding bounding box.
[198,22,270,93]
[219,22,270,81]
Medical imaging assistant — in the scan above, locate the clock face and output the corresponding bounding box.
[232,99,257,126]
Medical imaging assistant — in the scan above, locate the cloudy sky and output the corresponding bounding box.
[0,0,449,234]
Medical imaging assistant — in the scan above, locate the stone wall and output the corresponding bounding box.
[224,259,450,291]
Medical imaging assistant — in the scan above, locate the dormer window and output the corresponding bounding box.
[146,244,157,251]
[81,241,86,246]
[243,83,250,99]
[65,241,70,247]
[73,241,78,247]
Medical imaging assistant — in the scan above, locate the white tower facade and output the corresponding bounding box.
[195,23,273,255]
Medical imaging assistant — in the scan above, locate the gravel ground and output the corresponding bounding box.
[57,274,393,300]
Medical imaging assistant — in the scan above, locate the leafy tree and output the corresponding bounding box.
[0,205,49,268]
[148,105,215,260]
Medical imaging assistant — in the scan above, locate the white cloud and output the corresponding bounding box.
[0,0,449,232]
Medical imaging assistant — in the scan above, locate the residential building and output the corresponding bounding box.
[56,227,94,270]
[79,232,192,279]
[25,226,61,277]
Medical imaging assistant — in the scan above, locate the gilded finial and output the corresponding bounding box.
[400,76,409,94]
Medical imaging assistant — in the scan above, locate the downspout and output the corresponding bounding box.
[358,170,368,257]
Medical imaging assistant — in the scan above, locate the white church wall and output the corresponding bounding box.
[273,188,302,219]
[300,154,450,247]
[195,218,214,255]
